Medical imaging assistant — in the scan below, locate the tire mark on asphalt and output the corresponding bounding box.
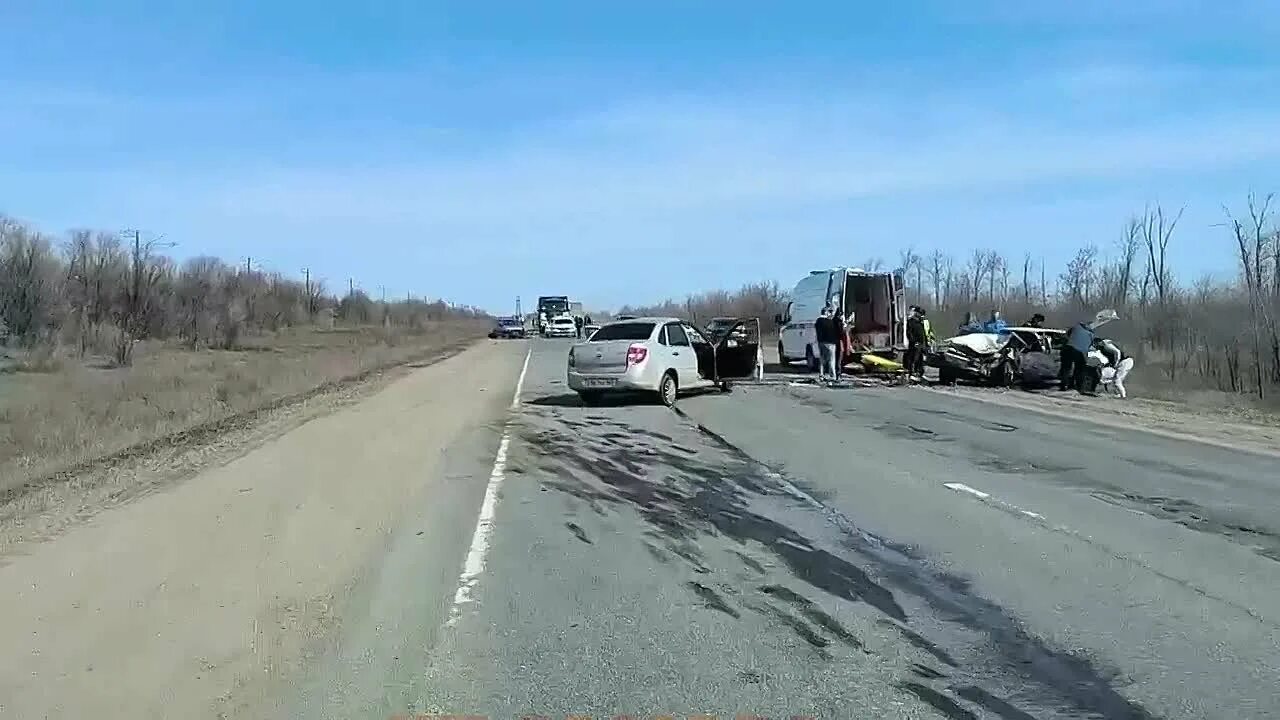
[522,404,1159,720]
[564,522,592,544]
[876,619,959,668]
[671,408,1160,720]
[687,581,740,619]
[954,685,1040,720]
[1090,489,1280,562]
[897,681,978,720]
[732,550,767,574]
[759,584,865,651]
[910,663,947,680]
[743,601,832,658]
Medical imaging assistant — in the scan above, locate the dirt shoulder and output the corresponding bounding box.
[0,340,528,720]
[927,384,1280,457]
[0,321,487,497]
[0,323,485,552]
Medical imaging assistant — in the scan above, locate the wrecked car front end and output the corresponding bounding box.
[927,334,1015,386]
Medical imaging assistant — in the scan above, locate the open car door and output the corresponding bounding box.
[707,317,763,381]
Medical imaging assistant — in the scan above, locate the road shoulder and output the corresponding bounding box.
[0,340,527,720]
[923,383,1280,458]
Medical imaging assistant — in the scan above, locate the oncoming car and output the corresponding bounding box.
[546,316,578,338]
[566,317,761,406]
[488,316,526,339]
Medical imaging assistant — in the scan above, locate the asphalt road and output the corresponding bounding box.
[8,337,1273,719]
[289,338,1280,720]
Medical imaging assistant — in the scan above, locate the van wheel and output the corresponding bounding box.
[805,345,818,372]
[777,341,787,364]
[658,371,678,407]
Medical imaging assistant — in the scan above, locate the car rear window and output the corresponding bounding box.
[590,322,655,341]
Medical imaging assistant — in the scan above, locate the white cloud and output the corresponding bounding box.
[197,98,1280,233]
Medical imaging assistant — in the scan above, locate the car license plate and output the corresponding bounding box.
[583,378,615,388]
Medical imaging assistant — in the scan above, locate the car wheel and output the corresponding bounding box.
[777,341,787,363]
[658,371,679,407]
[805,345,818,372]
[938,367,958,385]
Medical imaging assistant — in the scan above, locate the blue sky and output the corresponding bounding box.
[2,1,1278,312]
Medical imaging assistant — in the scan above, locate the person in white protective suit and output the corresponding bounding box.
[1094,337,1134,398]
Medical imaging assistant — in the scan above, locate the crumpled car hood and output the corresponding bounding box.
[942,333,1008,355]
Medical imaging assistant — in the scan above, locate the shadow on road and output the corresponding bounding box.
[518,405,1157,720]
[526,393,655,409]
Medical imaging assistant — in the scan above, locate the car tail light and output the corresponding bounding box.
[626,344,648,368]
[568,347,576,367]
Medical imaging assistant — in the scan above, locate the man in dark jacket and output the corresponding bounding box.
[905,306,927,380]
[1024,313,1046,328]
[1060,320,1095,391]
[814,306,840,382]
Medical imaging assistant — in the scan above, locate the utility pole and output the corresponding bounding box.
[246,257,252,275]
[303,268,314,317]
[348,278,354,297]
[515,295,522,321]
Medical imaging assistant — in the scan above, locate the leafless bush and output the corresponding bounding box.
[618,280,788,332]
[0,214,487,369]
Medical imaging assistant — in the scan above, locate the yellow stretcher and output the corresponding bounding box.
[859,353,904,372]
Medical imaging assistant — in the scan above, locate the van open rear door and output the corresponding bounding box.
[891,269,907,350]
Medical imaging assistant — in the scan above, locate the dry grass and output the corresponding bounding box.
[0,321,486,495]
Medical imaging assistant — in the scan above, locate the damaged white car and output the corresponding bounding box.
[928,327,1067,387]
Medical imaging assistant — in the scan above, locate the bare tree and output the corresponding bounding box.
[966,249,987,304]
[926,250,948,309]
[899,247,921,306]
[1021,253,1033,304]
[1225,192,1277,396]
[1141,204,1183,307]
[1060,244,1098,310]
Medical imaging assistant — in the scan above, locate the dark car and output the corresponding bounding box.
[488,317,527,339]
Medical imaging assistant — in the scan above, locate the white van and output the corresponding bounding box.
[775,268,908,368]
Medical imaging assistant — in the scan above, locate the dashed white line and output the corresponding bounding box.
[942,482,990,500]
[943,482,1047,521]
[446,347,531,627]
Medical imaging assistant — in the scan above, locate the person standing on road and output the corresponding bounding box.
[833,307,849,383]
[814,305,840,383]
[574,315,583,338]
[1095,337,1134,399]
[1060,319,1095,391]
[905,306,927,381]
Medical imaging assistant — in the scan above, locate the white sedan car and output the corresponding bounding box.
[545,316,578,338]
[566,316,760,406]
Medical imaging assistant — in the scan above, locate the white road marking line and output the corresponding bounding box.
[943,482,990,499]
[944,482,1050,522]
[511,347,531,409]
[446,348,531,628]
